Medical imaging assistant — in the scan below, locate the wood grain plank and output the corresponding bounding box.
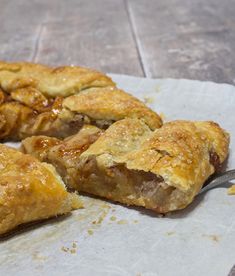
[0,0,143,76]
[0,0,52,62]
[128,0,235,84]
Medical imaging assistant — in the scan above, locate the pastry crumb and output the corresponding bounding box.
[61,246,69,252]
[70,249,76,254]
[32,251,47,261]
[117,219,128,225]
[101,203,111,209]
[61,242,78,254]
[227,184,235,195]
[110,216,116,221]
[97,213,106,224]
[166,231,175,236]
[202,234,220,242]
[91,210,109,225]
[87,229,94,235]
[143,96,154,104]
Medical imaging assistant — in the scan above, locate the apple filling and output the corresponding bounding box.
[75,157,180,212]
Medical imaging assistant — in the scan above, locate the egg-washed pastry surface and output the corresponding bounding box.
[63,87,162,130]
[0,144,81,235]
[0,61,114,97]
[0,61,162,141]
[22,119,229,213]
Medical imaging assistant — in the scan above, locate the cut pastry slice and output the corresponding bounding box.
[22,119,229,213]
[0,144,81,235]
[0,61,162,141]
[78,119,229,213]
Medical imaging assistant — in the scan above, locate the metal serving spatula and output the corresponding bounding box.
[199,169,235,194]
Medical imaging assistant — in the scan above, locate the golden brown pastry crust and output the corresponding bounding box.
[79,119,229,212]
[0,144,81,235]
[0,61,114,141]
[0,61,115,97]
[0,61,162,141]
[21,119,229,213]
[63,87,162,130]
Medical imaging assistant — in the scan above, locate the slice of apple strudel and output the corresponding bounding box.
[0,61,162,141]
[0,144,81,235]
[22,119,229,213]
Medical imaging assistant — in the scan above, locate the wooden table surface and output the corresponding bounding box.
[1,0,235,84]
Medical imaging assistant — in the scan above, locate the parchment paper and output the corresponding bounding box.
[1,74,235,276]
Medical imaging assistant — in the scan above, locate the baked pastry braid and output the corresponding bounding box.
[0,144,81,235]
[21,119,229,213]
[0,61,162,141]
[0,61,114,97]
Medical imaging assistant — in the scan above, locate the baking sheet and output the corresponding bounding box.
[1,74,235,276]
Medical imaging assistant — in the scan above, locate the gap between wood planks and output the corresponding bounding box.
[124,0,149,78]
[32,24,44,62]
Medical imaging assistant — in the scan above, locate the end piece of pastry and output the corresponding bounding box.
[0,61,162,141]
[0,144,81,235]
[22,119,229,213]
